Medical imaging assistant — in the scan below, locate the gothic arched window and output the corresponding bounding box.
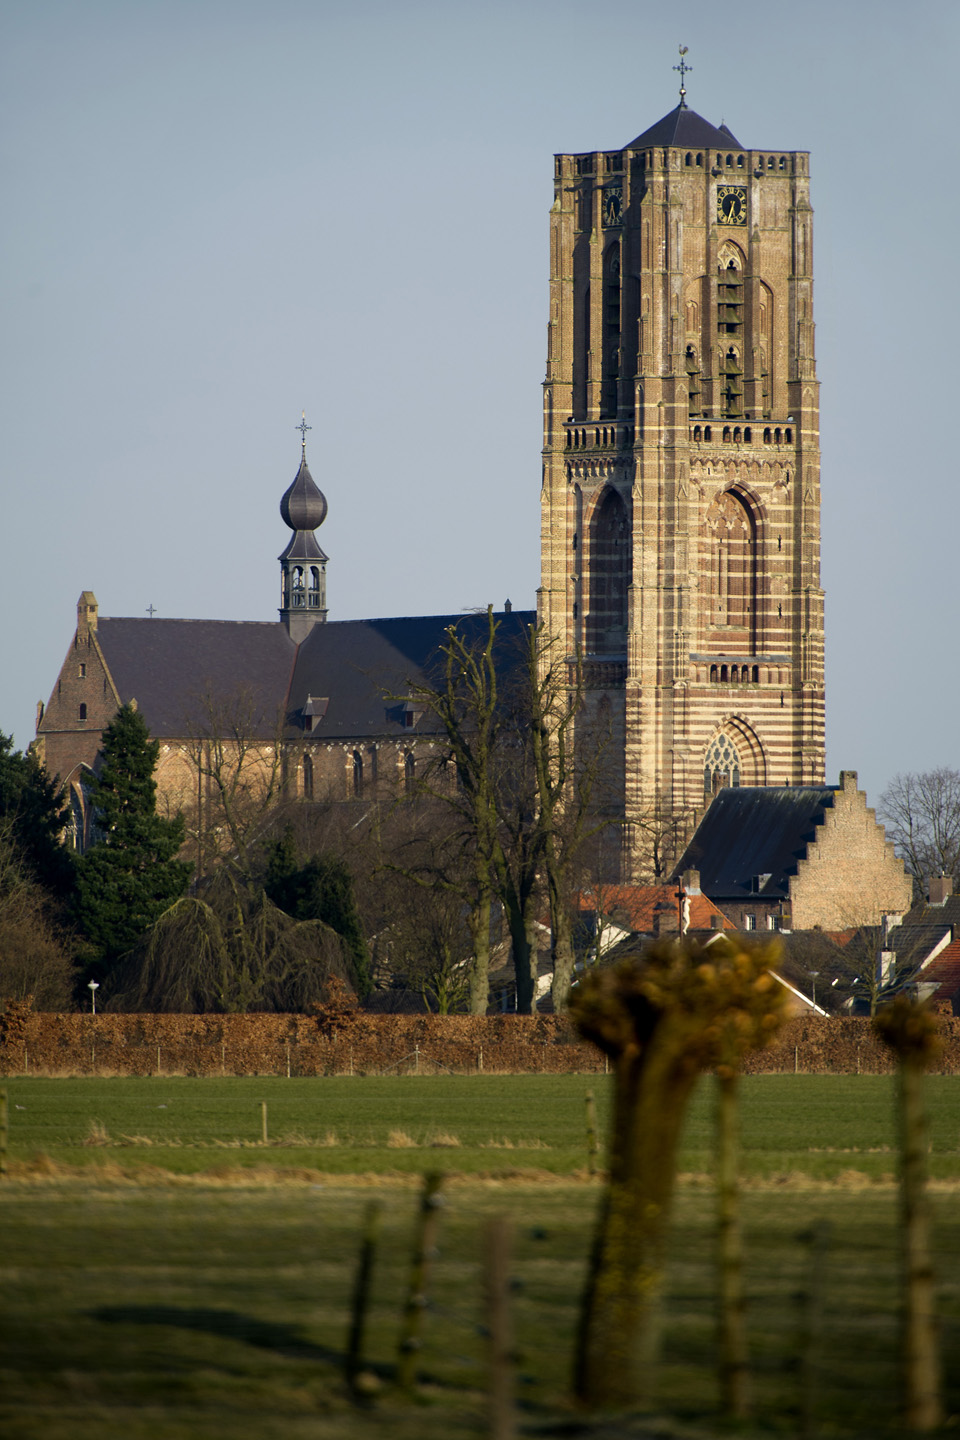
[706,490,756,639]
[704,733,741,797]
[404,751,416,796]
[352,750,363,797]
[302,753,314,801]
[587,486,630,654]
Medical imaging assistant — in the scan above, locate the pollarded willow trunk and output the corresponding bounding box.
[874,997,943,1433]
[574,1032,701,1407]
[716,1070,749,1419]
[899,1059,941,1432]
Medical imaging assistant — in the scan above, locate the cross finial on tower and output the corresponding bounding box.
[674,45,691,107]
[296,411,312,454]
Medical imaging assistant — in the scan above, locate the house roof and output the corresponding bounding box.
[578,884,735,934]
[916,937,960,1004]
[91,609,536,743]
[671,785,836,900]
[626,104,742,151]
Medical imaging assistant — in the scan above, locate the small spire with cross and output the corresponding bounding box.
[674,45,691,107]
[296,411,312,456]
[146,604,158,618]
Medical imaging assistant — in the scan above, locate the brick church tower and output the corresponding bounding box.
[538,81,825,878]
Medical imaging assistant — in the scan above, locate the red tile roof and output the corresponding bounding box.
[579,885,735,934]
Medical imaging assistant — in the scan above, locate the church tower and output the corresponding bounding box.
[279,418,329,642]
[538,79,825,877]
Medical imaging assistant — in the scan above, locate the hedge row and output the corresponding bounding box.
[2,1008,960,1077]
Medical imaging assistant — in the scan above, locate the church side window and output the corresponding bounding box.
[704,733,741,797]
[302,753,314,801]
[352,751,363,797]
[404,751,416,796]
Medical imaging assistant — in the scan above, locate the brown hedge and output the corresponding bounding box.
[2,1007,959,1077]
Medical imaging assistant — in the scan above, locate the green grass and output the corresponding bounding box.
[2,1075,960,1436]
[0,1178,958,1438]
[4,1072,960,1179]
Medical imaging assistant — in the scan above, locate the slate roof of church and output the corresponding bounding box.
[626,103,742,151]
[670,785,837,901]
[93,609,536,742]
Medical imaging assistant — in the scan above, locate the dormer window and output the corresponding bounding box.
[302,695,329,732]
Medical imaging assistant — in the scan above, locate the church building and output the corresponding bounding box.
[538,83,825,875]
[36,80,826,884]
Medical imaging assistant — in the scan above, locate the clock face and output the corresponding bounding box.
[602,185,622,226]
[717,185,747,226]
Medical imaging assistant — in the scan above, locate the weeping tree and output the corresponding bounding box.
[568,935,786,1410]
[106,877,358,1013]
[873,997,944,1433]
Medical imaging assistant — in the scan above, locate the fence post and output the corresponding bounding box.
[0,1088,7,1178]
[797,1219,831,1439]
[396,1171,445,1391]
[261,1102,268,1144]
[485,1215,515,1440]
[346,1199,383,1397]
[584,1090,599,1176]
[478,1044,483,1074]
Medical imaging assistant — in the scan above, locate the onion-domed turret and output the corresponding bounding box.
[279,415,329,642]
[280,453,328,533]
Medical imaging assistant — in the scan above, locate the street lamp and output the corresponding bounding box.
[88,980,99,1015]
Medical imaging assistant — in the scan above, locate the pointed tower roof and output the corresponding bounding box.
[626,103,742,151]
[280,450,327,533]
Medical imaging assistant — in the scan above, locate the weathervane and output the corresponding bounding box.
[296,411,312,454]
[674,45,691,106]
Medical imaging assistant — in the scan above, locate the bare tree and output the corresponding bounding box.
[184,686,289,883]
[0,823,78,1009]
[879,768,960,896]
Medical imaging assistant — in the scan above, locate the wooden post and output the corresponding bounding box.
[396,1171,445,1391]
[0,1088,7,1178]
[584,1090,599,1176]
[899,1061,942,1431]
[346,1199,383,1396]
[157,1045,161,1074]
[797,1219,831,1440]
[485,1216,515,1440]
[286,1041,291,1079]
[261,1102,268,1144]
[717,1072,749,1419]
[478,1044,484,1073]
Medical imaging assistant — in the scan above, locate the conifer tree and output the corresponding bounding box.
[74,704,191,971]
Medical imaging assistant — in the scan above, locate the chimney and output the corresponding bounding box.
[682,868,701,895]
[928,875,954,906]
[77,591,98,634]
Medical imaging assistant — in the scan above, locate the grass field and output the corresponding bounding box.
[2,1075,959,1437]
[4,1072,960,1180]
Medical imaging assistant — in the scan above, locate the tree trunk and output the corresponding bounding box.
[508,894,535,1014]
[468,892,491,1015]
[899,1061,942,1431]
[574,1035,700,1407]
[549,898,576,1012]
[716,1071,749,1419]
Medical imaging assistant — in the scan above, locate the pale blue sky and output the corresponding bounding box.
[2,0,957,806]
